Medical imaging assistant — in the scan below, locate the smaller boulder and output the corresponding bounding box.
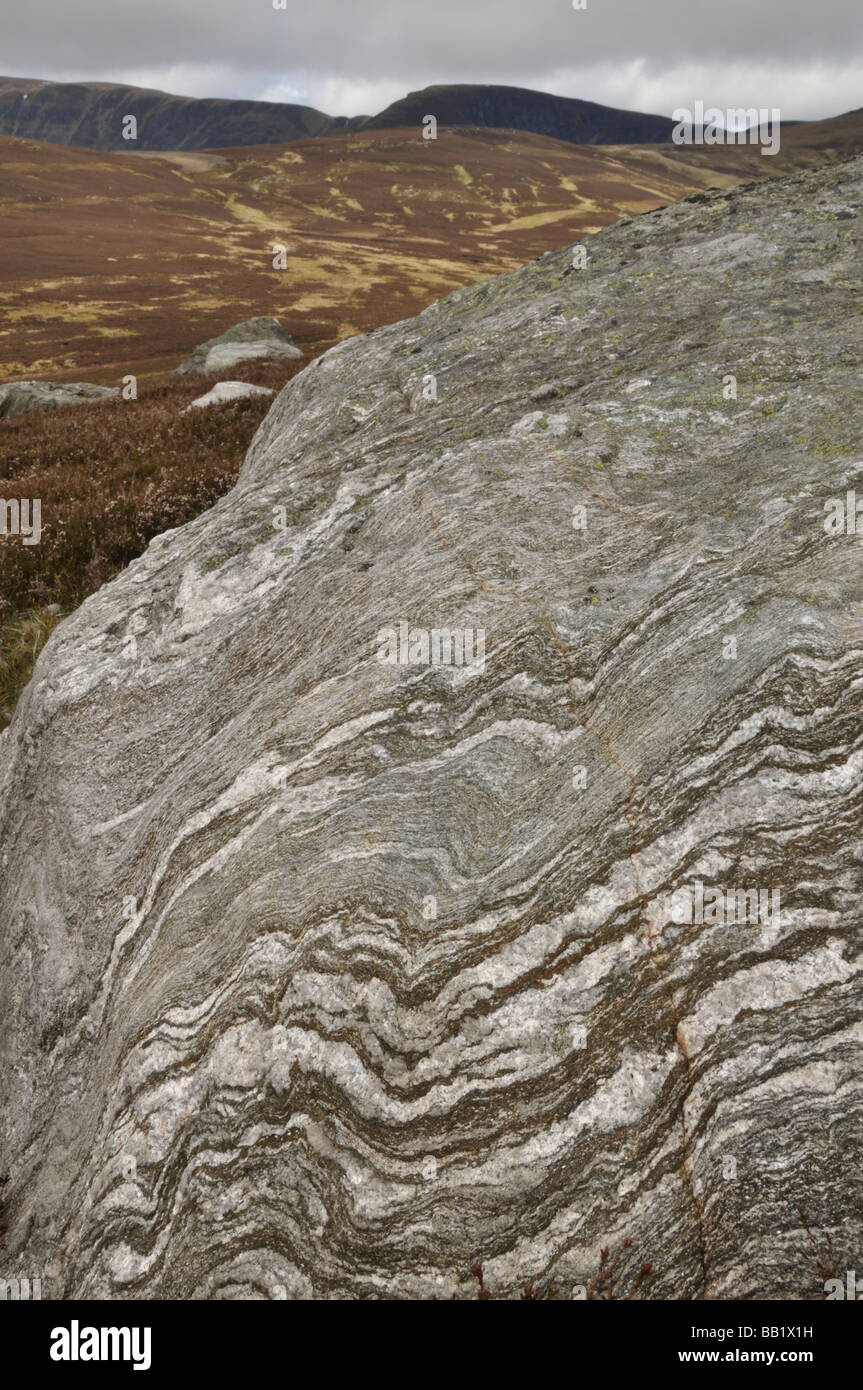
[174,317,303,375]
[0,380,120,420]
[183,381,275,412]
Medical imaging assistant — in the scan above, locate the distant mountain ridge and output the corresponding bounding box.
[0,76,675,150]
[0,75,359,149]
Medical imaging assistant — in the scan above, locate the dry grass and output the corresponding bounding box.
[0,605,62,723]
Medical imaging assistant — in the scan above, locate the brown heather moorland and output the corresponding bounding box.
[0,124,786,383]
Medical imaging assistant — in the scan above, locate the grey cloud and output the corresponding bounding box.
[2,0,862,118]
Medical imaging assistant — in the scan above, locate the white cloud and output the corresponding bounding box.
[260,74,409,118]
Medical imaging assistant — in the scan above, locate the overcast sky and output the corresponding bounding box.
[4,0,863,122]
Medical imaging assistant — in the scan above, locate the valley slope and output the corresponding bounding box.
[0,124,785,383]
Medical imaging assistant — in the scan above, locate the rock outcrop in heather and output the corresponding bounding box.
[173,318,302,375]
[0,380,120,419]
[1,155,862,1300]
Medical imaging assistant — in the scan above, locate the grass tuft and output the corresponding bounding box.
[0,606,62,724]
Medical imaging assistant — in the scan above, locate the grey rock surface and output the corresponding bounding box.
[1,156,862,1301]
[0,379,120,419]
[183,381,275,412]
[174,318,303,375]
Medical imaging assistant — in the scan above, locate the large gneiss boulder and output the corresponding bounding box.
[173,317,303,375]
[0,379,120,419]
[1,156,862,1300]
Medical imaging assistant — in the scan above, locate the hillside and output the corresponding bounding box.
[780,106,863,160]
[0,125,770,383]
[0,75,351,150]
[364,82,673,143]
